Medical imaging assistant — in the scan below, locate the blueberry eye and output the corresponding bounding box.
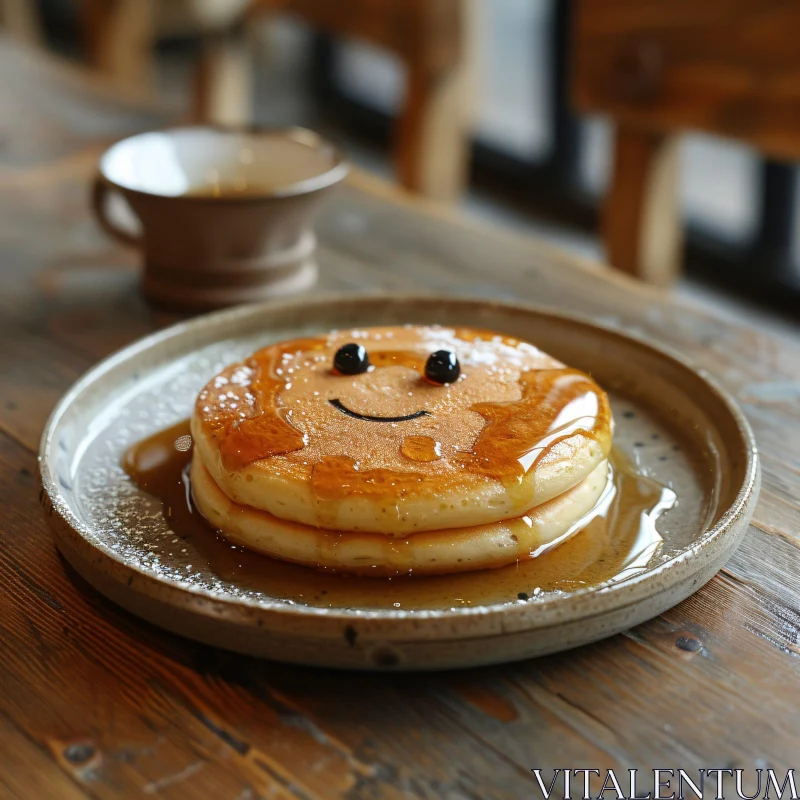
[424,350,460,384]
[333,343,370,375]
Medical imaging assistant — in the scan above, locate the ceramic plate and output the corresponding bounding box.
[39,296,759,670]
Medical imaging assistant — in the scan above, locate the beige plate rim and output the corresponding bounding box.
[38,294,759,637]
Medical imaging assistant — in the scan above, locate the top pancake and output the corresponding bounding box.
[192,325,613,535]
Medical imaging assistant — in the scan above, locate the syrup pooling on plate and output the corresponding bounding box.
[194,326,612,512]
[122,421,675,609]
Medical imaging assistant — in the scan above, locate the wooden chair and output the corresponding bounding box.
[240,0,471,202]
[572,0,800,285]
[77,0,471,203]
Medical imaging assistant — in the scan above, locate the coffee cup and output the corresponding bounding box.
[92,126,348,309]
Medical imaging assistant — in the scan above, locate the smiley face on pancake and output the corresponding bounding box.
[191,325,613,537]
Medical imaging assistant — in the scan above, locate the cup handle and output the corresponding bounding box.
[92,175,142,248]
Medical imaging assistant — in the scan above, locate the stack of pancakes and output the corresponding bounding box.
[191,325,613,576]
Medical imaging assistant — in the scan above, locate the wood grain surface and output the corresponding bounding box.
[572,0,800,283]
[573,0,800,161]
[2,37,800,799]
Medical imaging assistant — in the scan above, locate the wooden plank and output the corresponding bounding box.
[573,0,800,161]
[0,330,91,452]
[0,712,88,800]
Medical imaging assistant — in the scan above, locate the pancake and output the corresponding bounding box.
[192,325,613,535]
[191,452,610,576]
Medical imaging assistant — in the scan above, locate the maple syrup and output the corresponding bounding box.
[122,420,675,610]
[401,436,443,462]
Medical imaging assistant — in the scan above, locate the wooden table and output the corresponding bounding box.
[2,38,799,799]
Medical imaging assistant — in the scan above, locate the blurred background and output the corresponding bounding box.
[3,0,799,327]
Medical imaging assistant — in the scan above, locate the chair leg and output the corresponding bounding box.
[79,0,156,88]
[192,29,254,125]
[0,0,43,45]
[395,61,470,203]
[603,124,683,285]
